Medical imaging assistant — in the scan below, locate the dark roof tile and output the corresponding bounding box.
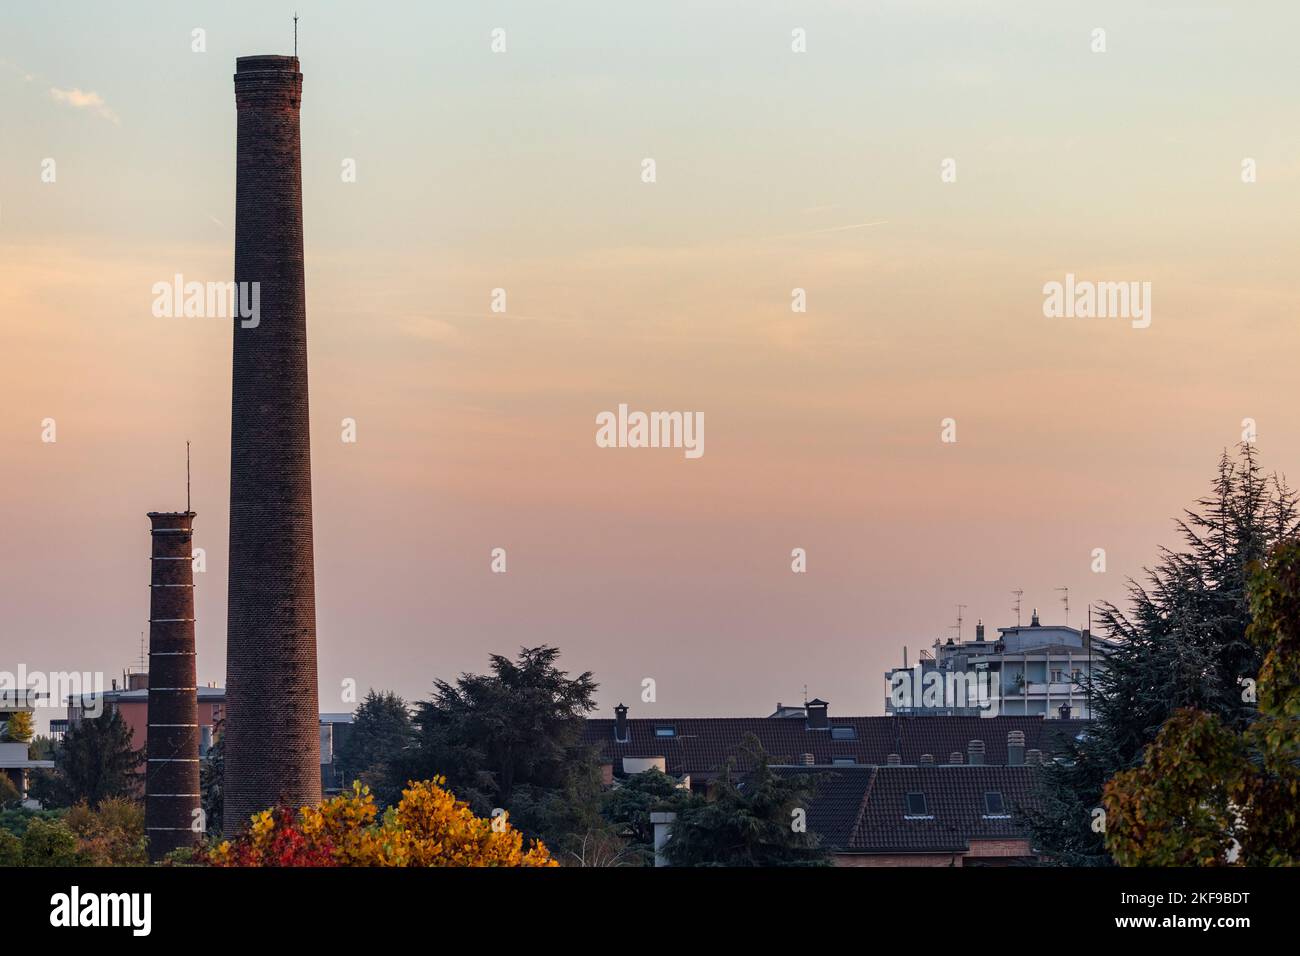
[583,714,1087,778]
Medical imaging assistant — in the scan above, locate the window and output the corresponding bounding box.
[830,726,856,740]
[831,757,857,766]
[984,791,1005,814]
[653,726,675,738]
[905,792,928,816]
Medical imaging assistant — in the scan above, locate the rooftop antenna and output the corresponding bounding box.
[949,604,967,642]
[1056,586,1070,627]
[1012,589,1024,627]
[294,12,299,57]
[1086,604,1093,715]
[186,440,191,512]
[139,631,146,671]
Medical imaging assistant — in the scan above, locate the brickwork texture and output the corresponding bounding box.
[224,54,321,835]
[145,511,201,859]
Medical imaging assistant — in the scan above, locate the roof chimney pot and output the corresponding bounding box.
[614,703,629,743]
[805,698,830,731]
[1007,730,1025,766]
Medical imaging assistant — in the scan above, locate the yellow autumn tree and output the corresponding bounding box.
[205,777,556,867]
[3,711,34,743]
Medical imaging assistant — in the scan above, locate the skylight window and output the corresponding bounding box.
[982,791,1011,819]
[830,726,857,740]
[653,726,675,738]
[904,792,928,816]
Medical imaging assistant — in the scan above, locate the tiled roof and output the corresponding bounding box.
[783,766,877,850]
[771,764,1042,854]
[847,765,1039,853]
[583,714,1087,777]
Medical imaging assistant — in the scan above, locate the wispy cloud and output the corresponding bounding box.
[49,86,119,124]
[762,219,889,241]
[0,58,35,82]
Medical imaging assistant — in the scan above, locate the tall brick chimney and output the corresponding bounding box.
[145,511,200,860]
[224,54,321,834]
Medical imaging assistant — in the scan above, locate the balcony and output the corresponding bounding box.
[1022,682,1078,696]
[0,742,32,766]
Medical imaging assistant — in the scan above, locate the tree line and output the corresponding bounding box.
[18,443,1300,865]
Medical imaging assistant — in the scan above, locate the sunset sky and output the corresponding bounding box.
[4,1,1299,727]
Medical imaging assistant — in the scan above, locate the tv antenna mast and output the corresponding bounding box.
[949,604,967,642]
[293,12,299,56]
[186,440,191,512]
[1011,589,1024,627]
[1056,586,1070,627]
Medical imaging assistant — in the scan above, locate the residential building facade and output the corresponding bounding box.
[883,612,1114,719]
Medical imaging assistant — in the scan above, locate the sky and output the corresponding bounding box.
[3,1,1299,729]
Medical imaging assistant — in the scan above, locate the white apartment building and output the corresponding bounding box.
[884,610,1114,719]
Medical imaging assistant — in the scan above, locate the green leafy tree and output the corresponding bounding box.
[0,829,21,866]
[335,690,413,806]
[398,646,599,814]
[662,736,829,867]
[0,775,21,810]
[600,768,701,865]
[200,721,223,837]
[64,798,148,867]
[507,757,610,862]
[1103,538,1300,865]
[0,807,61,838]
[1026,445,1298,864]
[53,710,143,808]
[21,817,81,866]
[26,769,65,809]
